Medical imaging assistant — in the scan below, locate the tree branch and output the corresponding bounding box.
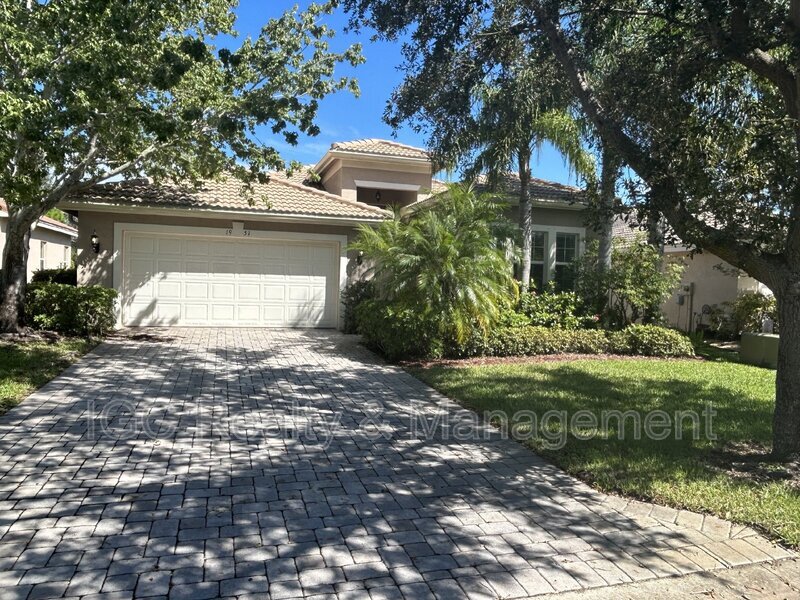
[531,0,786,285]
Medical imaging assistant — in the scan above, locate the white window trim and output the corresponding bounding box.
[113,222,349,330]
[353,179,421,192]
[532,225,586,286]
[39,241,47,271]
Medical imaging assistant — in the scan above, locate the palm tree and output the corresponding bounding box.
[350,184,516,342]
[462,64,595,293]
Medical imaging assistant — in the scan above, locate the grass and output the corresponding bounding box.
[411,358,800,547]
[0,337,97,416]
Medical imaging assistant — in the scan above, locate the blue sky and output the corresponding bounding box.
[234,1,580,186]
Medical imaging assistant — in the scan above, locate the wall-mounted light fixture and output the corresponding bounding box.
[356,250,364,266]
[374,191,382,203]
[90,230,100,254]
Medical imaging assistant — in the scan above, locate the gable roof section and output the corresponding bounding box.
[612,214,647,243]
[329,139,430,161]
[475,172,585,203]
[0,200,78,236]
[60,176,390,222]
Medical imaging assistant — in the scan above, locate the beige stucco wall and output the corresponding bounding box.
[663,251,741,331]
[0,217,74,280]
[75,210,363,289]
[504,205,587,230]
[320,157,433,204]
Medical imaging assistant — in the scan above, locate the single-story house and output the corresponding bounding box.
[612,217,771,332]
[59,139,590,329]
[0,200,78,280]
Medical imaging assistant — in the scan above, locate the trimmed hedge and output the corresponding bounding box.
[31,267,77,286]
[26,282,117,336]
[480,326,610,357]
[360,319,694,361]
[608,324,696,357]
[356,299,444,360]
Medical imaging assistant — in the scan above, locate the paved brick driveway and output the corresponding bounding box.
[0,329,792,600]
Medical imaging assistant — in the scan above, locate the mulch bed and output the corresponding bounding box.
[403,352,703,369]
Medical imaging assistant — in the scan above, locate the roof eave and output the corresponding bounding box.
[57,200,388,226]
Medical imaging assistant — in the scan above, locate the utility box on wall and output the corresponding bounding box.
[740,333,779,369]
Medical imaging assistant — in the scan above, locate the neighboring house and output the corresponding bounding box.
[612,217,771,332]
[0,200,78,281]
[59,138,590,329]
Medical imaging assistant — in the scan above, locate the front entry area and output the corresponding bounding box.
[118,225,343,327]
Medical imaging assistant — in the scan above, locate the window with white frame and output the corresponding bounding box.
[62,245,70,268]
[39,241,47,271]
[531,231,547,292]
[554,232,579,291]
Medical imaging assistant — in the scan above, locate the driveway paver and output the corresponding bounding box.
[0,328,792,599]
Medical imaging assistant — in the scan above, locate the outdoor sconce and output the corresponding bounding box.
[375,190,382,203]
[90,230,100,254]
[356,250,364,266]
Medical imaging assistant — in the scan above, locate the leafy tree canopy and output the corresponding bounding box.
[0,0,363,208]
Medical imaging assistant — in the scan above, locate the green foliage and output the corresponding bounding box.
[26,283,117,337]
[45,208,71,225]
[342,280,374,334]
[351,184,517,354]
[355,299,443,360]
[609,325,695,358]
[484,326,610,357]
[726,293,779,335]
[31,267,77,286]
[575,238,683,328]
[518,286,598,330]
[0,338,96,416]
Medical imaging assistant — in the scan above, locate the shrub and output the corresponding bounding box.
[575,238,684,328]
[484,326,610,357]
[608,324,695,357]
[726,292,778,334]
[518,285,597,329]
[355,299,444,360]
[350,184,517,352]
[31,267,77,285]
[342,280,374,334]
[26,283,117,336]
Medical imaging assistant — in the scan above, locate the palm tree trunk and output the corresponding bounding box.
[518,149,533,293]
[0,204,38,332]
[598,145,620,273]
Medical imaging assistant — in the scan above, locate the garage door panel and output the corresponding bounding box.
[237,305,260,321]
[186,240,210,255]
[263,244,286,260]
[211,283,235,300]
[211,304,235,321]
[157,238,182,255]
[123,232,339,327]
[130,237,155,254]
[185,282,208,299]
[185,304,208,321]
[238,284,260,300]
[156,281,181,299]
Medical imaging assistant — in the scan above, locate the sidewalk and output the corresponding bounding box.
[538,558,799,599]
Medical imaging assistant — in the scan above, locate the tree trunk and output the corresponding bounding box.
[0,205,38,332]
[518,150,533,293]
[598,146,620,273]
[773,279,800,458]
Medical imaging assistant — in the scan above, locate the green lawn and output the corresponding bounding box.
[411,358,800,547]
[0,338,97,416]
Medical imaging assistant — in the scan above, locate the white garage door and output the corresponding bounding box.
[121,231,340,327]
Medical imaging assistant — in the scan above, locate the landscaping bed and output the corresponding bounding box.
[0,335,97,417]
[410,357,800,548]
